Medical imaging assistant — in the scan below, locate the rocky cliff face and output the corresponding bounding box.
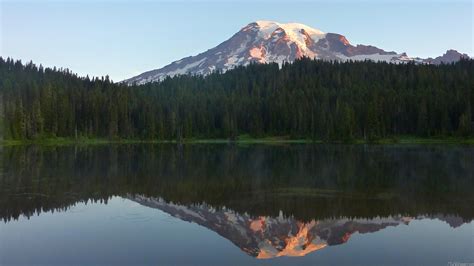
[424,49,470,64]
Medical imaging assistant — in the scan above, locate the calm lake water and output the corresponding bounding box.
[0,144,473,266]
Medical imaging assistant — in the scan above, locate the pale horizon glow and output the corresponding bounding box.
[1,0,472,81]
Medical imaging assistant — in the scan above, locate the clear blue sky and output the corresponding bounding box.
[1,0,472,81]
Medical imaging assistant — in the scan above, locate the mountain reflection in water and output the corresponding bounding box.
[1,144,473,260]
[131,195,466,259]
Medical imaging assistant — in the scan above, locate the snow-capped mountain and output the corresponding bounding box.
[124,21,469,85]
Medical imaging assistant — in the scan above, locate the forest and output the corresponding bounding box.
[0,56,472,141]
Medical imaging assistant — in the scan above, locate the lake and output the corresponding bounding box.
[0,144,473,265]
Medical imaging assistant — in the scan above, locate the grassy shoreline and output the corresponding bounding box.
[1,135,473,146]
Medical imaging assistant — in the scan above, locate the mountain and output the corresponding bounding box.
[123,21,469,85]
[424,49,470,64]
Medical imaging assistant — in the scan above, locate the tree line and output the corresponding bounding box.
[0,56,472,141]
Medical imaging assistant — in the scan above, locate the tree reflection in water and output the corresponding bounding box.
[1,144,473,257]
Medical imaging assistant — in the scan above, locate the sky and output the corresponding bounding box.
[1,0,472,81]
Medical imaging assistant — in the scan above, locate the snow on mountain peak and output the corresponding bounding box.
[251,20,326,43]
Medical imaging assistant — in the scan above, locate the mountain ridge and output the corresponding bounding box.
[124,21,470,85]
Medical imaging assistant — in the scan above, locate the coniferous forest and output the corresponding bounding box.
[0,56,472,142]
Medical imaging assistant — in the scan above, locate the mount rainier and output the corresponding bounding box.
[124,20,469,85]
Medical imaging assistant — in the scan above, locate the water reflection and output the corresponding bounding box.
[131,194,466,259]
[1,144,473,260]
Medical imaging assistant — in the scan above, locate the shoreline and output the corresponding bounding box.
[1,136,473,146]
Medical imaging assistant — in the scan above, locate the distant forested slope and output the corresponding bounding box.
[0,57,472,141]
